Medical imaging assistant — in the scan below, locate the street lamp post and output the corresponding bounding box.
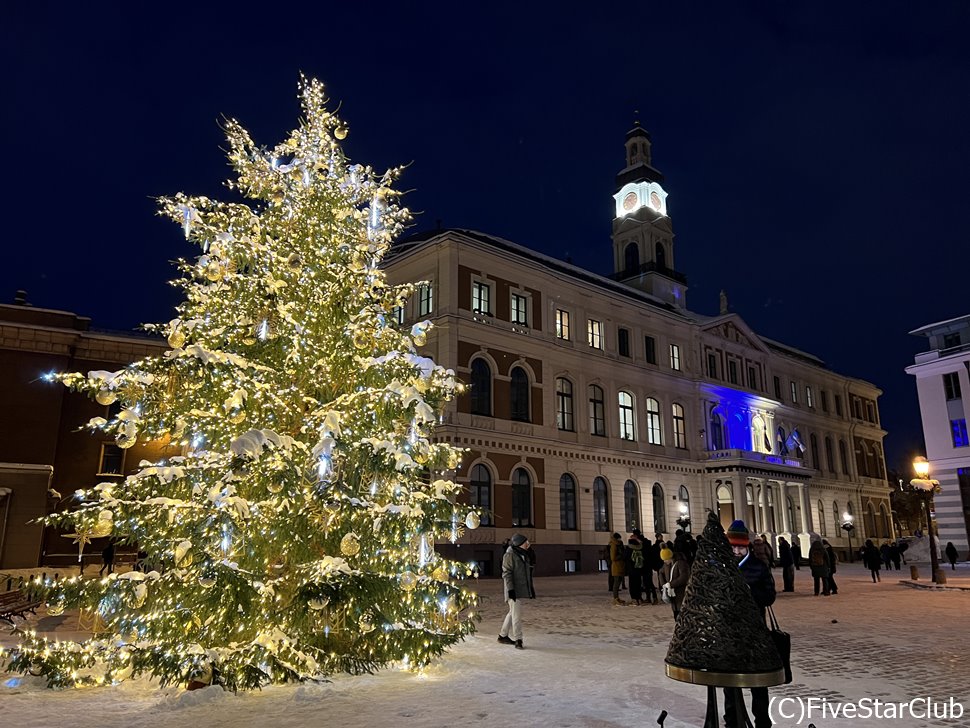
[911,456,942,584]
[676,503,691,532]
[841,512,855,563]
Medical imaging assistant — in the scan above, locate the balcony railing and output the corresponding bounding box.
[707,448,805,469]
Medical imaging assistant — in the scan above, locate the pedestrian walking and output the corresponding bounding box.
[880,542,892,571]
[610,532,627,605]
[724,519,775,728]
[497,534,535,649]
[627,532,646,604]
[759,533,776,568]
[778,536,795,592]
[945,541,959,570]
[889,542,901,571]
[863,539,881,582]
[99,540,116,576]
[822,539,838,594]
[662,546,689,619]
[791,540,802,570]
[808,539,830,596]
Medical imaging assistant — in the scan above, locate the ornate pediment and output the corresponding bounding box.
[702,316,769,354]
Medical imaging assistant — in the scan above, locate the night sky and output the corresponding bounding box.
[6,2,970,471]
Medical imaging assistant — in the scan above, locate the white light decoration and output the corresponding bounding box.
[613,181,669,218]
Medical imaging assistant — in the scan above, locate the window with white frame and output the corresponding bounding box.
[646,397,662,445]
[806,386,814,408]
[618,391,636,440]
[555,309,570,340]
[556,377,574,431]
[417,283,433,316]
[669,343,681,371]
[790,380,798,403]
[587,319,602,349]
[392,305,404,325]
[511,292,528,326]
[672,403,686,448]
[471,280,491,315]
[589,384,606,436]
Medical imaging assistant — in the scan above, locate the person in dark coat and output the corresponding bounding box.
[791,540,802,570]
[609,533,627,604]
[778,536,795,592]
[497,534,535,649]
[724,519,775,728]
[863,539,881,582]
[880,542,892,571]
[627,533,645,605]
[808,539,830,596]
[945,541,959,570]
[822,539,838,594]
[99,540,116,576]
[889,543,901,571]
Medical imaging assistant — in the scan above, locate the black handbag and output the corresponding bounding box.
[767,606,792,684]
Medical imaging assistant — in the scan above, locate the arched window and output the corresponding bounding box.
[510,366,530,422]
[588,385,606,436]
[593,477,609,531]
[825,437,835,472]
[556,377,574,431]
[879,504,891,538]
[624,480,640,531]
[810,433,820,470]
[832,501,840,536]
[560,473,577,531]
[511,467,531,526]
[645,397,662,445]
[469,464,492,526]
[710,408,725,451]
[678,485,691,532]
[716,484,734,527]
[624,242,639,273]
[652,483,666,534]
[838,439,850,475]
[470,359,492,416]
[672,403,686,448]
[752,416,767,453]
[655,241,666,269]
[865,502,877,539]
[818,500,826,537]
[618,391,636,441]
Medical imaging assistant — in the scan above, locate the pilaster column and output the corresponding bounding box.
[779,481,792,534]
[731,477,745,524]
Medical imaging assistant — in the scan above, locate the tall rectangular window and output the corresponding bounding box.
[790,381,798,403]
[806,386,814,408]
[556,378,574,431]
[672,403,686,448]
[98,443,125,475]
[728,359,739,385]
[669,343,681,371]
[587,319,602,349]
[944,372,962,400]
[773,376,782,400]
[952,419,969,448]
[747,366,757,390]
[556,309,570,340]
[471,281,490,314]
[589,385,606,436]
[645,335,657,364]
[392,306,404,325]
[511,292,528,325]
[417,283,433,316]
[707,353,718,379]
[835,394,843,417]
[617,327,630,357]
[618,392,636,440]
[821,390,829,412]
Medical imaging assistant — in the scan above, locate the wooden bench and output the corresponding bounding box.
[0,589,42,626]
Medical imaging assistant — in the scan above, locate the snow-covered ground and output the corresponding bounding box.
[3,564,970,728]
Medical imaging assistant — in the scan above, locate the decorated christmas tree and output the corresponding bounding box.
[7,77,480,690]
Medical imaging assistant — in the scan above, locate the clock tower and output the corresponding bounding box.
[610,122,687,308]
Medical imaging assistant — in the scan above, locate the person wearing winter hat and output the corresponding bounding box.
[498,534,535,649]
[723,520,776,728]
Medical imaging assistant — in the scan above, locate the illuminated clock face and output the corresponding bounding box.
[649,191,662,211]
[622,192,638,211]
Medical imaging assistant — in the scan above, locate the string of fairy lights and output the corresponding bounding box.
[2,76,481,691]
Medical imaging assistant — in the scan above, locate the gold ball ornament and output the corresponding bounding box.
[88,517,113,538]
[95,389,117,406]
[308,596,329,611]
[352,328,371,350]
[400,571,418,591]
[198,574,216,589]
[241,335,257,346]
[47,602,65,617]
[432,565,449,582]
[359,615,375,634]
[412,331,427,347]
[167,330,186,349]
[228,408,246,425]
[334,124,348,140]
[116,431,137,449]
[465,511,481,530]
[339,532,360,557]
[286,253,302,271]
[267,479,284,494]
[205,261,224,282]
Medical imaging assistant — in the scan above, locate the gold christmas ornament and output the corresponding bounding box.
[204,260,224,282]
[334,124,348,140]
[116,431,137,449]
[286,252,302,271]
[400,571,418,591]
[167,330,186,349]
[308,596,329,611]
[46,602,65,617]
[88,519,113,538]
[228,408,246,424]
[412,331,427,347]
[267,479,284,494]
[198,574,216,589]
[95,389,117,406]
[352,328,371,350]
[432,566,449,582]
[359,615,375,634]
[339,532,360,557]
[465,511,481,530]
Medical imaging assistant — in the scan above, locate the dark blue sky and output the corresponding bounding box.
[6,2,970,470]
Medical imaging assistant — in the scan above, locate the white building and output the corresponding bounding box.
[906,316,970,557]
[385,125,893,575]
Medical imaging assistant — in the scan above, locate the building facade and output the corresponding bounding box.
[906,316,970,557]
[0,297,172,569]
[385,127,893,575]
